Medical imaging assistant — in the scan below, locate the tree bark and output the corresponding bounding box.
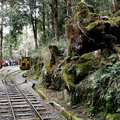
[67,0,72,16]
[47,6,50,37]
[31,17,38,49]
[64,0,67,7]
[54,0,59,41]
[42,1,46,43]
[29,0,38,49]
[9,45,12,60]
[0,28,3,69]
[0,0,3,69]
[50,2,55,38]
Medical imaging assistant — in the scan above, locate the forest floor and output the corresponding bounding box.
[36,82,90,120]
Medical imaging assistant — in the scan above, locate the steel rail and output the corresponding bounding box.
[13,79,44,120]
[3,79,16,120]
[5,70,44,120]
[1,70,24,120]
[4,70,21,78]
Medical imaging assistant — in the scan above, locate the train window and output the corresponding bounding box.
[22,63,26,66]
[25,59,29,62]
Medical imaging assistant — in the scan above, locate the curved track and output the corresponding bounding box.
[0,68,63,120]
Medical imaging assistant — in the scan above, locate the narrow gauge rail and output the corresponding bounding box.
[0,70,57,120]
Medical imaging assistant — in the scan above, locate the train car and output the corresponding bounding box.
[20,57,31,70]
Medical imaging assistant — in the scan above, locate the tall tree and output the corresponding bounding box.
[67,0,72,16]
[54,0,59,41]
[47,5,50,37]
[28,0,38,49]
[42,1,46,43]
[3,1,25,60]
[50,2,55,38]
[0,0,3,69]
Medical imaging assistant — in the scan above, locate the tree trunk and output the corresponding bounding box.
[9,45,12,60]
[29,0,38,49]
[64,0,67,7]
[0,28,2,69]
[31,18,38,49]
[42,1,46,43]
[47,7,50,37]
[67,0,72,16]
[50,3,55,38]
[54,0,59,41]
[0,0,3,69]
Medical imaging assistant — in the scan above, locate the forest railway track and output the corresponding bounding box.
[0,69,57,120]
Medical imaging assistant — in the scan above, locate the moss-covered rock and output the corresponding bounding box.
[75,51,100,82]
[62,50,101,91]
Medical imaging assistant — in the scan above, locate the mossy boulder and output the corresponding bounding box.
[63,50,101,91]
[75,50,101,82]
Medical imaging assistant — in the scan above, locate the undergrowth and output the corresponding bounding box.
[85,61,120,117]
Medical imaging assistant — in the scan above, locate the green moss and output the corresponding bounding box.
[71,116,82,120]
[67,38,72,58]
[87,19,116,31]
[75,51,100,82]
[77,52,94,63]
[106,114,120,120]
[34,74,39,79]
[88,13,99,22]
[49,44,61,55]
[73,2,90,22]
[33,118,40,120]
[87,4,94,13]
[49,44,62,68]
[35,87,48,100]
[76,61,95,77]
[61,109,71,120]
[73,2,95,23]
[115,17,120,29]
[63,72,75,89]
[61,109,82,120]
[75,2,89,14]
[87,20,105,31]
